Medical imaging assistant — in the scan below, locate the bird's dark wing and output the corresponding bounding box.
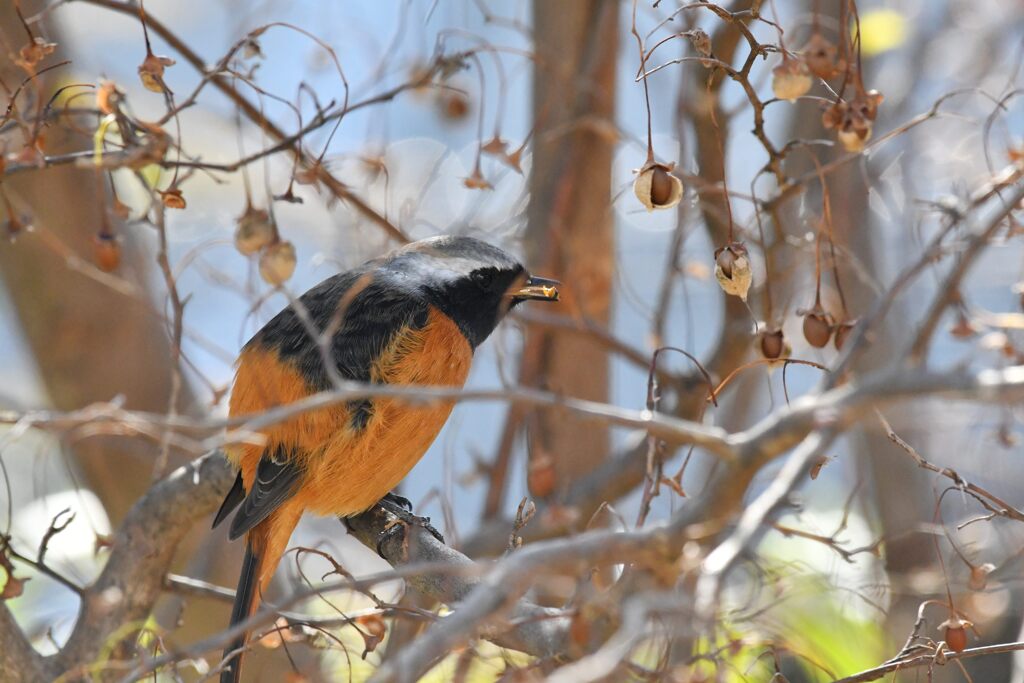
[249,267,430,413]
[228,450,303,541]
[212,470,245,529]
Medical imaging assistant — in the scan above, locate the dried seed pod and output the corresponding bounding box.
[835,126,868,152]
[968,563,996,591]
[834,318,857,350]
[93,233,121,272]
[802,33,844,79]
[634,162,683,211]
[234,205,274,255]
[772,58,812,101]
[713,242,752,301]
[160,188,186,210]
[758,327,787,360]
[16,37,56,70]
[802,307,833,348]
[138,52,176,94]
[822,101,846,130]
[939,617,972,652]
[437,91,470,121]
[949,312,978,339]
[809,455,830,480]
[241,37,264,60]
[259,240,297,286]
[96,80,125,115]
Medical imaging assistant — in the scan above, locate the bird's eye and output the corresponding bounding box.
[472,270,496,290]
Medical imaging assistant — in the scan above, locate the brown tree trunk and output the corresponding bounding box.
[524,0,618,498]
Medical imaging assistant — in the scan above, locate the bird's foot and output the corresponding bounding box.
[380,491,413,513]
[373,495,445,556]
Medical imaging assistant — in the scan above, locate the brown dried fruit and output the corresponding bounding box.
[138,52,176,94]
[949,313,978,339]
[17,37,57,70]
[634,162,683,211]
[758,328,786,360]
[259,240,297,285]
[772,57,812,101]
[96,80,125,115]
[802,33,844,79]
[834,318,857,350]
[713,242,752,301]
[160,188,187,210]
[93,233,121,272]
[355,614,386,658]
[464,168,493,190]
[437,91,470,121]
[803,308,833,348]
[939,617,972,652]
[234,205,275,255]
[809,455,831,480]
[480,136,508,156]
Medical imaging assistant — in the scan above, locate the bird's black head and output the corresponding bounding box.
[383,235,559,348]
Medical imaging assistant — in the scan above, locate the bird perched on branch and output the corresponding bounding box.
[212,235,559,683]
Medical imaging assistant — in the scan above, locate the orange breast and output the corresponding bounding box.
[301,307,472,516]
[228,307,473,517]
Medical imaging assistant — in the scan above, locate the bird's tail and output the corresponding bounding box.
[221,538,263,683]
[220,508,301,683]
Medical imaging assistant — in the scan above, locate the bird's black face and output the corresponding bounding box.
[386,236,559,348]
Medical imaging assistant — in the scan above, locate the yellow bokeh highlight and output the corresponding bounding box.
[857,8,908,56]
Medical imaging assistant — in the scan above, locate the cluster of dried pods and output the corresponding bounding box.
[772,26,884,152]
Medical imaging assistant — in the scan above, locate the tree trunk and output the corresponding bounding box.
[525,0,618,499]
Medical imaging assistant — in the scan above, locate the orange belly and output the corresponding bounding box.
[228,307,472,517]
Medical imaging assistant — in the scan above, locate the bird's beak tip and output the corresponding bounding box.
[512,275,560,302]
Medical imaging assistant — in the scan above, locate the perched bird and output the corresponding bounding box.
[213,235,558,682]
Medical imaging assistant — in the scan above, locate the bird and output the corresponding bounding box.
[212,235,559,683]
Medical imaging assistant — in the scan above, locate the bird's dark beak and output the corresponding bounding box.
[511,275,560,302]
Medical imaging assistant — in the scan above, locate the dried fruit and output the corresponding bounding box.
[939,617,972,652]
[464,167,493,190]
[968,563,996,591]
[826,89,884,153]
[480,136,508,156]
[802,307,833,348]
[687,29,714,66]
[437,91,470,121]
[634,161,683,211]
[809,455,830,480]
[355,614,387,657]
[772,57,812,101]
[259,240,297,285]
[802,33,844,79]
[138,52,175,94]
[16,37,56,70]
[93,233,121,272]
[160,188,186,209]
[758,327,787,360]
[713,242,752,301]
[949,312,978,339]
[241,37,264,60]
[235,205,275,255]
[834,318,857,350]
[96,80,125,115]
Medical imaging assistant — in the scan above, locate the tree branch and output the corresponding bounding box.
[0,601,46,683]
[52,451,234,676]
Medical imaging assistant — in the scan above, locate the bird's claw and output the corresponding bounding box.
[373,496,445,556]
[380,491,414,512]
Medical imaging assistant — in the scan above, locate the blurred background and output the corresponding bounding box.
[1,0,1024,680]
